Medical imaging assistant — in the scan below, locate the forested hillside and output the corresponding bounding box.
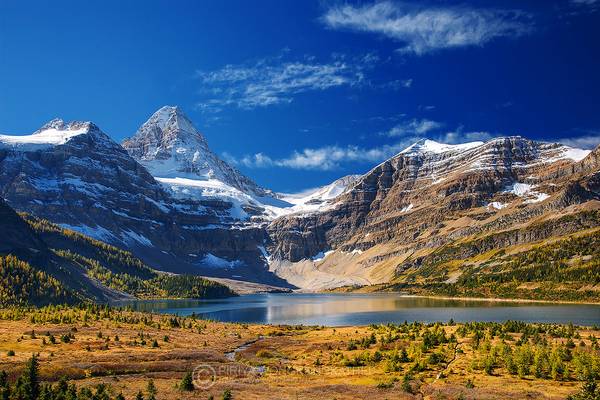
[0,199,235,306]
[0,255,77,306]
[380,214,600,301]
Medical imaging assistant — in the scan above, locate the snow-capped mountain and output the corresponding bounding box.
[122,106,296,222]
[267,136,600,289]
[122,106,362,222]
[0,119,163,242]
[0,117,287,285]
[123,106,272,197]
[2,108,599,292]
[0,119,96,150]
[276,175,361,216]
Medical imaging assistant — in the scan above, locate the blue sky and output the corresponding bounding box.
[1,0,599,192]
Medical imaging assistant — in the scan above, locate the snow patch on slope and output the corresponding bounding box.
[121,230,153,247]
[504,182,550,204]
[554,147,591,162]
[488,202,508,210]
[0,125,88,150]
[400,139,484,156]
[525,192,550,204]
[312,250,335,262]
[60,223,116,242]
[506,182,535,196]
[202,253,244,269]
[275,175,360,218]
[400,204,414,213]
[157,176,271,220]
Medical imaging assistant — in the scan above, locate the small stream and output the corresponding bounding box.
[225,335,265,361]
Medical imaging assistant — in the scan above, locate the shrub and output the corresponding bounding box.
[180,371,194,391]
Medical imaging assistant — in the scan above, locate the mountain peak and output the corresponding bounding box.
[143,105,203,142]
[123,106,209,162]
[34,119,99,135]
[0,119,100,151]
[123,106,270,197]
[37,118,67,132]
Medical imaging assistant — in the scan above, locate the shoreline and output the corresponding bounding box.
[317,288,600,306]
[397,293,600,306]
[112,290,600,307]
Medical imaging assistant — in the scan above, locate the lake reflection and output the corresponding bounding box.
[116,293,600,326]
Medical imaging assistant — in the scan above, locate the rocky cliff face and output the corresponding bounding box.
[0,118,282,285]
[2,109,598,291]
[122,106,273,198]
[266,137,600,289]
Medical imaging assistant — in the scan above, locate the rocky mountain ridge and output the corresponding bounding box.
[0,115,282,285]
[267,136,600,290]
[1,107,599,293]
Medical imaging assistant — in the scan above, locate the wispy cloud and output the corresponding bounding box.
[195,53,380,112]
[229,142,410,170]
[228,124,499,171]
[322,1,532,55]
[378,78,413,90]
[382,118,443,137]
[555,132,600,149]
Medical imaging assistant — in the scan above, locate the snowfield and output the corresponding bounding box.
[504,182,550,204]
[0,125,89,150]
[400,139,484,156]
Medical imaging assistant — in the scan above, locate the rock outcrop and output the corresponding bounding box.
[0,118,283,285]
[2,109,598,291]
[266,138,600,289]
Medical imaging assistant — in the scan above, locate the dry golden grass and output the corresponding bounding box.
[0,308,596,400]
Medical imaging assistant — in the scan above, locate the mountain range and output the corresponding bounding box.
[1,106,599,299]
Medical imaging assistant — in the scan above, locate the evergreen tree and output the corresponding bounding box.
[222,389,232,400]
[567,378,600,400]
[180,371,194,391]
[146,379,157,400]
[0,371,10,400]
[23,354,40,400]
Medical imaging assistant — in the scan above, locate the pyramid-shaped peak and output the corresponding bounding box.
[123,106,270,197]
[123,106,209,163]
[144,105,199,136]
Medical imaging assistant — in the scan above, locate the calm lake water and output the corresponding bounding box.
[117,293,600,326]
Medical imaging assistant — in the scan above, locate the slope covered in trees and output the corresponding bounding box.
[384,214,600,301]
[0,200,235,305]
[0,255,77,306]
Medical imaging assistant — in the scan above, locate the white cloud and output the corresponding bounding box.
[233,142,411,170]
[555,133,600,149]
[383,118,443,137]
[195,54,375,112]
[379,78,413,90]
[228,122,503,171]
[322,1,532,55]
[232,131,497,171]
